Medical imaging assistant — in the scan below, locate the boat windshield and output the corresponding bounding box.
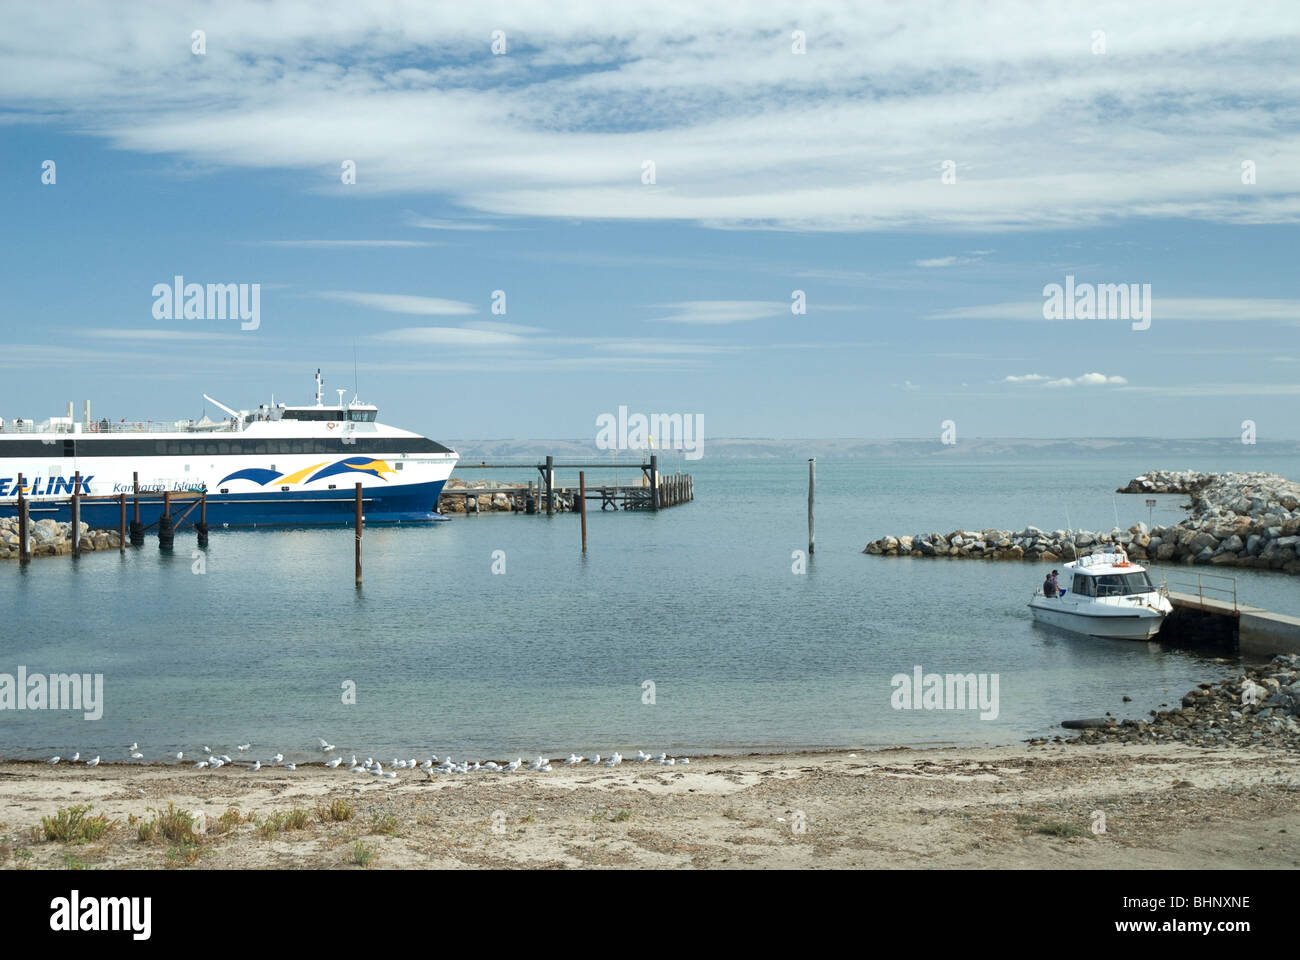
[1094,572,1154,596]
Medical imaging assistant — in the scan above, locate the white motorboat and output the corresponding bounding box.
[1027,545,1172,640]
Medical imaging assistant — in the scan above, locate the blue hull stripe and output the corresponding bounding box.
[0,480,448,527]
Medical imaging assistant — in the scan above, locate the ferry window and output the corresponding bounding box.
[348,410,376,422]
[218,442,230,455]
[254,443,267,455]
[395,461,403,470]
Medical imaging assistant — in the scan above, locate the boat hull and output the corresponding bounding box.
[0,479,449,527]
[1028,601,1166,640]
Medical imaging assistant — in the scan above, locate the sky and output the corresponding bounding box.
[1,1,1297,442]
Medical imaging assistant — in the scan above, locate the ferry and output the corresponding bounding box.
[0,372,458,527]
[1027,545,1173,640]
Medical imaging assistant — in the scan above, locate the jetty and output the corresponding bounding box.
[439,455,693,515]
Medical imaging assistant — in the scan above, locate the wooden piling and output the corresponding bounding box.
[354,482,363,587]
[130,472,143,546]
[649,455,659,511]
[158,490,173,549]
[545,455,554,517]
[71,470,81,557]
[16,473,28,565]
[808,458,815,555]
[196,491,209,547]
[579,470,588,552]
[118,494,126,552]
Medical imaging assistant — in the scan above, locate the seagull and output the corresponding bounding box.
[237,744,251,752]
[504,758,522,773]
[482,761,500,771]
[71,752,80,763]
[321,743,335,753]
[589,754,601,766]
[636,750,652,762]
[48,756,60,764]
[209,758,225,769]
[176,752,183,761]
[564,754,583,765]
[194,760,209,769]
[128,742,138,752]
[284,763,296,771]
[384,771,397,779]
[350,765,367,774]
[604,753,622,767]
[528,756,547,772]
[326,757,343,768]
[370,765,385,777]
[131,752,144,759]
[350,755,358,767]
[271,754,283,764]
[202,745,211,754]
[86,756,100,767]
[220,755,233,763]
[419,760,433,771]
[679,758,690,765]
[249,760,261,772]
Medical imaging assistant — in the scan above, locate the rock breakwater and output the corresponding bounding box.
[863,470,1300,576]
[0,517,123,560]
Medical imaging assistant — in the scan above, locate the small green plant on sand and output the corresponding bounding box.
[350,840,376,867]
[41,805,112,843]
[1034,821,1091,839]
[316,798,355,823]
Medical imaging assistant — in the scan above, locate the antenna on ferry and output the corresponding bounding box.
[315,369,323,406]
[336,388,346,408]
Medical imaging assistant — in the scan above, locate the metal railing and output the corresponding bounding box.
[1162,571,1238,612]
[0,419,243,435]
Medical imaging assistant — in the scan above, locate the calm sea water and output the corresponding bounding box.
[3,452,1298,762]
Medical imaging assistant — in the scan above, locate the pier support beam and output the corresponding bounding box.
[649,455,659,511]
[118,494,126,552]
[158,491,174,549]
[545,455,554,517]
[354,482,363,588]
[808,458,815,555]
[16,473,28,565]
[71,470,81,558]
[130,472,144,546]
[196,492,209,548]
[579,470,588,552]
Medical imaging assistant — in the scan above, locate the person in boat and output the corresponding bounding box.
[1043,570,1060,598]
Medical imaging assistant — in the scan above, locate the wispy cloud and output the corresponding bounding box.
[317,291,477,316]
[255,240,441,248]
[402,212,508,232]
[8,3,1298,231]
[651,301,787,325]
[1044,373,1129,388]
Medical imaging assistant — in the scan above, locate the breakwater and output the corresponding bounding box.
[863,470,1300,576]
[0,518,122,560]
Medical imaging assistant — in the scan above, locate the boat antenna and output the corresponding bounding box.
[1065,507,1078,560]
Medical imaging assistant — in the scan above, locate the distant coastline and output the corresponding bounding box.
[447,437,1300,462]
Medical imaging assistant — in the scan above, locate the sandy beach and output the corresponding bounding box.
[3,743,1297,869]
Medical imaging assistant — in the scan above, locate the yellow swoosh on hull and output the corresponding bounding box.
[277,462,329,485]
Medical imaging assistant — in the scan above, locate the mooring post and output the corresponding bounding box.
[71,470,81,557]
[354,482,363,587]
[579,470,588,552]
[130,471,143,546]
[118,493,126,552]
[196,491,208,548]
[158,491,173,549]
[545,455,554,517]
[808,458,815,556]
[16,473,28,565]
[649,455,659,511]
